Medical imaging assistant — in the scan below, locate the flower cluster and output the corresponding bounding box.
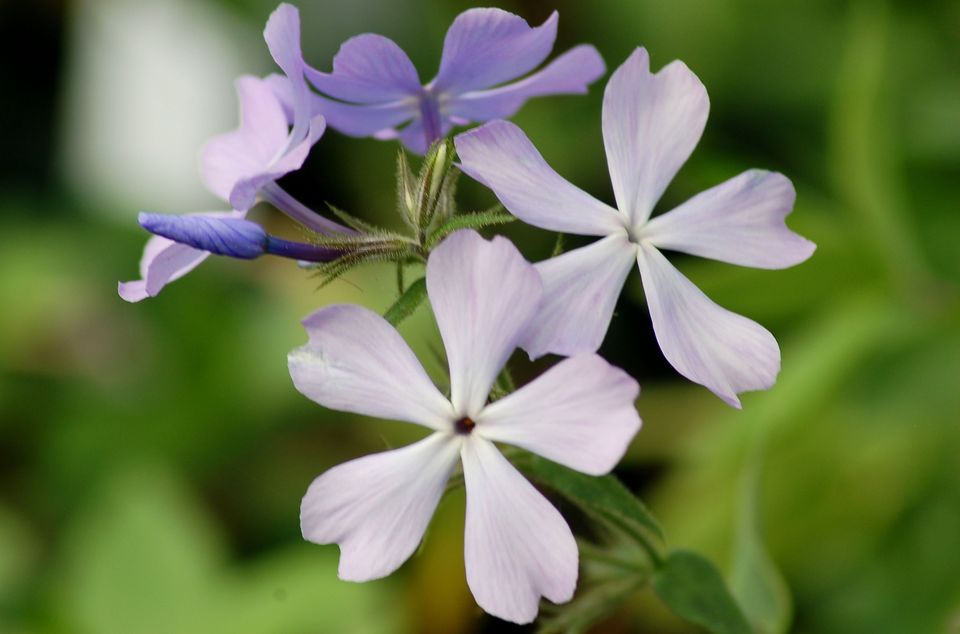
[120,2,813,625]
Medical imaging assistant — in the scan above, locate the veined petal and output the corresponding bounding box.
[118,211,241,302]
[427,230,542,418]
[432,9,558,95]
[201,76,289,204]
[446,45,605,121]
[305,33,421,104]
[288,304,454,429]
[636,243,780,408]
[520,234,637,359]
[461,436,577,624]
[301,433,461,581]
[455,120,625,236]
[477,354,641,475]
[603,48,709,225]
[642,169,816,268]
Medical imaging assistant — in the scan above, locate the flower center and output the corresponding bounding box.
[454,417,476,435]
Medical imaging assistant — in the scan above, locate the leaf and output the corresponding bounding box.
[517,455,663,557]
[425,207,513,249]
[652,550,753,634]
[383,277,427,326]
[729,457,792,634]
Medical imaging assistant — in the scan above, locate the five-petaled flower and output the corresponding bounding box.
[455,48,816,408]
[288,230,641,624]
[264,3,605,153]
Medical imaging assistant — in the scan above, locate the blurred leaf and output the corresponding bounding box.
[384,277,428,326]
[729,458,792,634]
[652,550,752,634]
[518,455,663,555]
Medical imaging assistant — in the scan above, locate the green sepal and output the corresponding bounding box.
[383,277,427,326]
[324,202,381,234]
[416,139,455,232]
[424,206,514,249]
[395,149,418,231]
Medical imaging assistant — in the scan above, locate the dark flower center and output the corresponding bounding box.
[454,417,476,435]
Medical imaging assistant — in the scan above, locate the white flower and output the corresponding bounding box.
[288,230,641,624]
[455,48,816,408]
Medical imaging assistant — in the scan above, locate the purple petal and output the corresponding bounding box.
[520,234,636,359]
[138,213,267,259]
[642,170,816,269]
[301,433,460,581]
[201,76,290,205]
[426,230,541,418]
[228,113,325,211]
[636,243,780,408]
[446,45,605,121]
[455,120,626,236]
[263,3,313,143]
[461,437,577,624]
[477,354,640,475]
[389,116,453,154]
[119,210,243,302]
[305,34,421,104]
[432,9,558,95]
[266,73,417,139]
[288,304,454,429]
[603,48,709,225]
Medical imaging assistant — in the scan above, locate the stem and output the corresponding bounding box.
[264,236,342,263]
[260,183,356,235]
[396,260,405,295]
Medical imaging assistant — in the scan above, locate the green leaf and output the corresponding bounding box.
[729,458,792,634]
[652,550,753,634]
[517,455,663,558]
[383,277,427,326]
[425,207,513,249]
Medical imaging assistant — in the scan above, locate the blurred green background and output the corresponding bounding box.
[1,0,958,632]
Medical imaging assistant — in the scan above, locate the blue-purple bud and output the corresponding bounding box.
[139,213,267,259]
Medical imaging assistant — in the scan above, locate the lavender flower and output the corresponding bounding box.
[455,49,816,408]
[264,3,605,153]
[288,230,641,624]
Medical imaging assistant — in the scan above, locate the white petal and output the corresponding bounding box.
[427,230,542,417]
[603,48,709,225]
[520,234,637,359]
[455,120,626,236]
[461,437,577,624]
[477,354,641,475]
[636,243,780,408]
[301,433,461,581]
[642,170,816,268]
[288,304,454,429]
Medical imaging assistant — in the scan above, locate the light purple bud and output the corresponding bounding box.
[139,213,267,259]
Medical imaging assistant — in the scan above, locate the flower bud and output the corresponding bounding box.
[139,213,267,259]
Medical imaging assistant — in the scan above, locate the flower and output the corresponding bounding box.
[288,230,641,624]
[455,48,816,408]
[263,3,605,153]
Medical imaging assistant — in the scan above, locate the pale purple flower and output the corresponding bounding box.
[288,230,641,624]
[264,3,605,153]
[118,211,242,303]
[455,49,816,408]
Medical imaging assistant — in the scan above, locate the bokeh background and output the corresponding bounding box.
[2,0,959,632]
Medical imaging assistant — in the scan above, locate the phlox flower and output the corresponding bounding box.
[455,48,816,407]
[264,3,605,153]
[288,230,641,624]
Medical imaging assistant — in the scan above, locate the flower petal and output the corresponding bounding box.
[477,354,640,475]
[455,120,625,236]
[263,3,314,143]
[392,116,453,154]
[301,432,461,581]
[446,45,605,121]
[426,230,542,418]
[288,304,453,429]
[603,48,709,225]
[201,76,289,204]
[432,9,558,95]
[461,436,577,624]
[305,34,421,104]
[636,243,780,408]
[642,169,816,269]
[520,234,637,359]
